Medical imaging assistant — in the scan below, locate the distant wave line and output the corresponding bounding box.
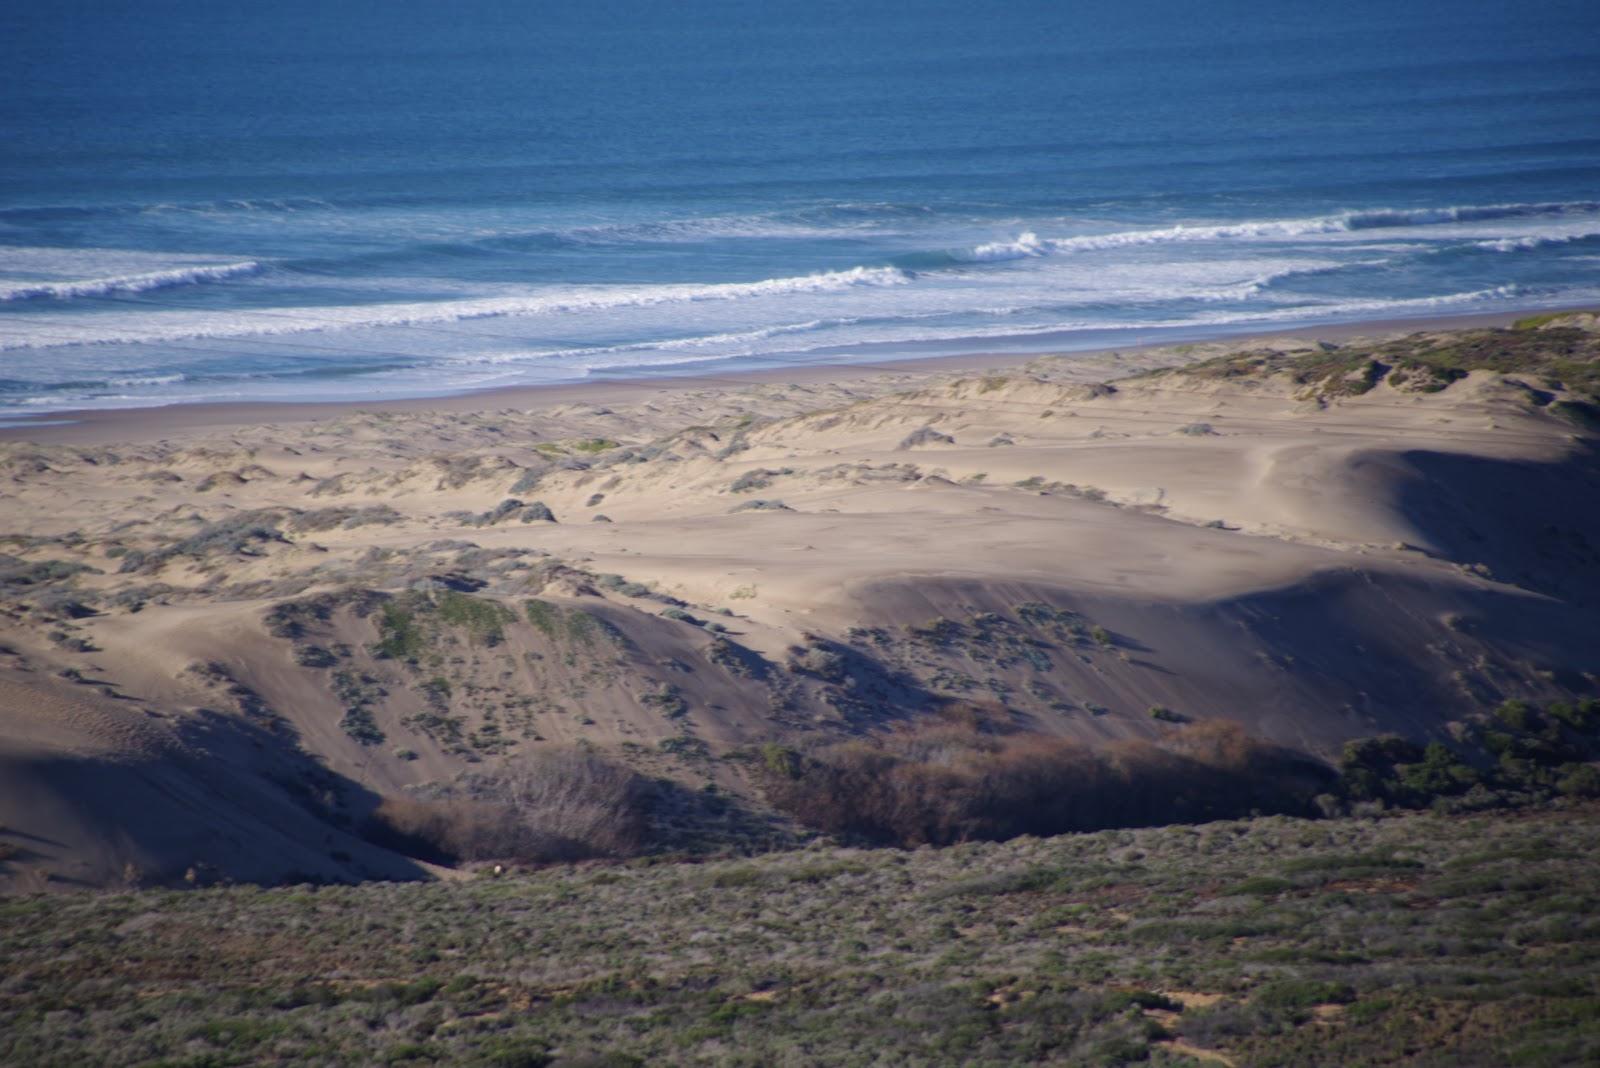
[0,265,912,350]
[954,200,1600,262]
[0,261,263,302]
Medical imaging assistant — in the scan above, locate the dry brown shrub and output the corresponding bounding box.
[366,749,650,863]
[760,719,1333,846]
[494,747,649,857]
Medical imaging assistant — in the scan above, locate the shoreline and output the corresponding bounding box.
[0,303,1585,445]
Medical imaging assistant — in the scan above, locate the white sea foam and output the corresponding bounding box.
[142,197,335,215]
[453,283,1544,378]
[10,281,1590,415]
[1473,229,1600,253]
[963,232,1050,262]
[0,265,911,350]
[961,201,1600,260]
[2,190,1591,414]
[444,318,864,367]
[104,373,188,387]
[532,283,1556,378]
[561,214,894,245]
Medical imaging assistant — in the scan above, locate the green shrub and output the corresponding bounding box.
[1255,979,1356,1009]
[469,1039,553,1067]
[1495,700,1536,732]
[641,684,687,718]
[1229,876,1292,896]
[1280,852,1422,875]
[759,743,801,779]
[1340,735,1422,770]
[1398,742,1478,796]
[524,598,561,636]
[436,590,510,646]
[1558,764,1600,798]
[374,601,427,661]
[1550,700,1598,733]
[340,705,384,745]
[571,438,619,454]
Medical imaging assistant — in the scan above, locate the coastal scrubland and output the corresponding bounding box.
[3,803,1599,1066]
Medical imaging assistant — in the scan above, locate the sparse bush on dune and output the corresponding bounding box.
[508,465,546,495]
[365,796,535,864]
[434,588,513,645]
[286,505,402,533]
[491,748,649,856]
[729,466,793,493]
[365,749,650,864]
[729,498,792,512]
[897,426,955,449]
[758,719,1332,846]
[114,511,288,574]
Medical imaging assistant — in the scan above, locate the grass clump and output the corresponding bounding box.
[1513,309,1596,330]
[332,670,387,744]
[1256,979,1357,1009]
[641,684,688,719]
[730,467,794,493]
[571,438,620,454]
[373,599,428,662]
[435,590,512,646]
[287,505,402,533]
[0,557,99,589]
[118,511,288,574]
[523,598,562,638]
[596,573,653,598]
[508,467,544,495]
[1170,326,1600,402]
[524,598,611,648]
[371,590,513,662]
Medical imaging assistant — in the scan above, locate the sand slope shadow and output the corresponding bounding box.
[0,704,426,892]
[1390,442,1600,606]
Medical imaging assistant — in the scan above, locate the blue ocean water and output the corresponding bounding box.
[2,0,1598,412]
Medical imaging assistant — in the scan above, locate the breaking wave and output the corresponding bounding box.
[957,201,1600,260]
[0,265,911,350]
[1473,230,1600,253]
[0,261,263,302]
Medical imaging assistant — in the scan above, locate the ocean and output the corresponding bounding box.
[2,0,1599,413]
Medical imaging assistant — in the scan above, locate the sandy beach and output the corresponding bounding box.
[2,305,1585,445]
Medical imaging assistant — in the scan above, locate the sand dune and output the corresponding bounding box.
[2,314,1597,888]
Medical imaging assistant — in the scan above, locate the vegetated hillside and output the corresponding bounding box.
[1,317,1598,888]
[2,804,1598,1067]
